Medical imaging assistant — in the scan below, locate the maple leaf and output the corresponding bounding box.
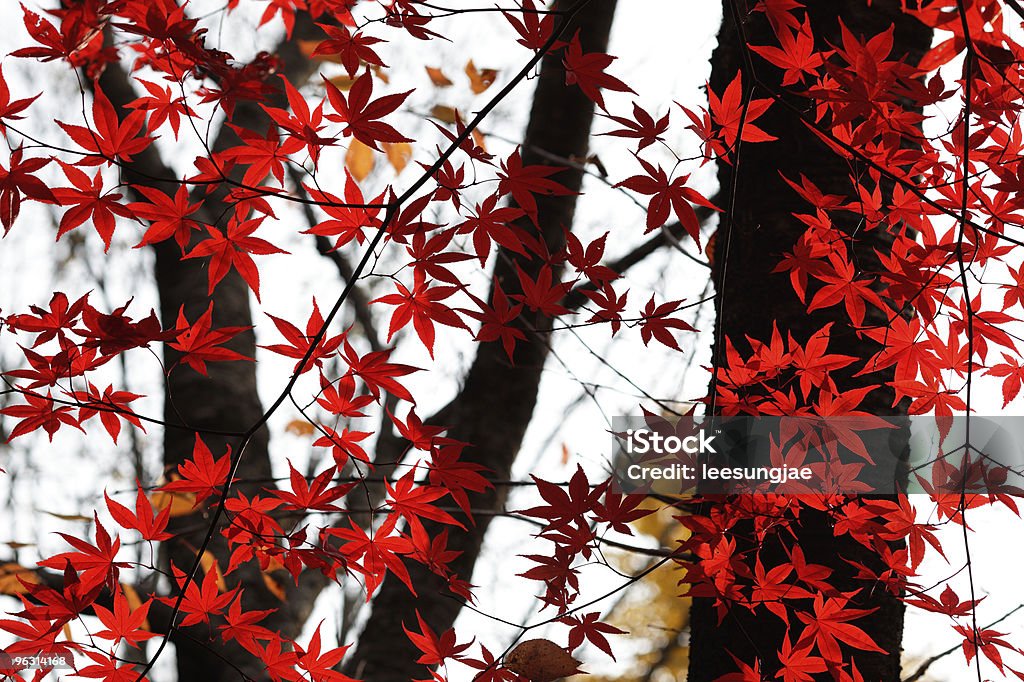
[67,382,145,444]
[185,218,288,301]
[708,72,777,151]
[313,24,387,77]
[6,291,90,346]
[105,485,172,542]
[128,184,203,250]
[296,622,357,681]
[160,564,236,627]
[270,462,350,512]
[0,65,38,129]
[614,156,718,243]
[750,16,824,86]
[456,194,529,266]
[160,435,232,505]
[127,79,196,139]
[324,70,413,150]
[91,587,159,648]
[57,88,152,165]
[600,102,670,150]
[341,339,419,403]
[261,298,344,374]
[795,594,885,664]
[386,468,464,535]
[0,147,55,234]
[169,303,252,375]
[372,271,467,356]
[559,612,625,659]
[503,0,556,51]
[326,515,414,598]
[51,160,132,251]
[639,295,698,350]
[76,301,175,355]
[497,148,573,224]
[776,633,827,682]
[562,31,634,110]
[1,390,83,441]
[404,610,472,666]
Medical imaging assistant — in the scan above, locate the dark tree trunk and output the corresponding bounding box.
[343,2,620,680]
[686,2,931,680]
[97,15,331,680]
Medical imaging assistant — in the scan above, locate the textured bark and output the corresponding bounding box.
[685,2,931,681]
[342,2,620,680]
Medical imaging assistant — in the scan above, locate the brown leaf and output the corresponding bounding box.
[150,486,198,517]
[0,563,38,595]
[425,66,453,87]
[285,419,317,437]
[298,40,342,64]
[262,572,287,601]
[346,139,376,181]
[199,550,227,591]
[430,105,460,124]
[384,142,413,174]
[325,74,356,91]
[505,639,582,682]
[465,60,498,94]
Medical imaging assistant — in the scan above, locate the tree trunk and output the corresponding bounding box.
[343,2,620,680]
[686,2,931,680]
[96,15,331,679]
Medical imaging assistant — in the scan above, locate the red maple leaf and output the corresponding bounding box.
[324,70,412,150]
[614,156,718,244]
[562,31,634,110]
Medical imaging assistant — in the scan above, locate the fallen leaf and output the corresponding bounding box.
[465,60,498,94]
[505,639,582,682]
[346,139,376,181]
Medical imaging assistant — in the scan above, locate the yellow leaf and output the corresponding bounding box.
[150,487,198,517]
[298,40,342,64]
[465,60,498,94]
[285,419,317,437]
[199,551,227,592]
[430,105,459,124]
[262,572,287,601]
[472,128,488,152]
[325,74,356,91]
[384,142,413,174]
[42,510,92,522]
[0,563,38,595]
[346,139,375,181]
[425,66,453,87]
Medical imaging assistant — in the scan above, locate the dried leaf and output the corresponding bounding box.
[384,142,413,174]
[505,639,582,682]
[425,66,453,87]
[465,60,498,94]
[298,40,342,64]
[0,563,38,595]
[262,572,287,601]
[285,419,317,437]
[346,139,376,181]
[199,550,227,591]
[326,74,356,91]
[42,510,92,522]
[150,486,198,517]
[430,105,459,124]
